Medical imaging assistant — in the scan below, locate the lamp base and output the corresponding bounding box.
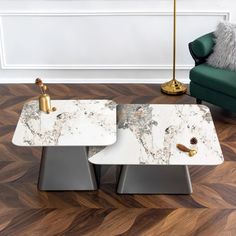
[161,79,187,95]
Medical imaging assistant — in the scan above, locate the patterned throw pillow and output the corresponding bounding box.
[207,21,236,72]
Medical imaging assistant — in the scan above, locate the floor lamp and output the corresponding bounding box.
[161,0,187,95]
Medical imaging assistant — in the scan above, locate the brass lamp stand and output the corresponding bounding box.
[161,0,187,95]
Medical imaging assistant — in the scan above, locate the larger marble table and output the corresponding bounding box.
[13,100,117,190]
[88,104,224,194]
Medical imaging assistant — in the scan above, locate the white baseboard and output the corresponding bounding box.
[0,78,190,84]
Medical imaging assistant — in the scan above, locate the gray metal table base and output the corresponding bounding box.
[117,165,192,194]
[38,146,97,191]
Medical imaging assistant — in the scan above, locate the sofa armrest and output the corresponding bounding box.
[189,32,215,65]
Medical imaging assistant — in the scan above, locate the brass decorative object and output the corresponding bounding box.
[35,78,56,114]
[176,144,197,157]
[161,0,187,95]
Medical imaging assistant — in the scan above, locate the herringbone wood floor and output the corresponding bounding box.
[0,84,235,236]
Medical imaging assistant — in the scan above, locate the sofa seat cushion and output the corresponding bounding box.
[190,63,236,98]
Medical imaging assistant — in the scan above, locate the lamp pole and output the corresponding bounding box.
[161,0,187,95]
[173,0,176,81]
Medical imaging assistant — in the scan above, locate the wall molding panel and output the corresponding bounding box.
[0,1,232,83]
[0,11,229,70]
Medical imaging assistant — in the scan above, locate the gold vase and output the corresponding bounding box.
[39,94,52,113]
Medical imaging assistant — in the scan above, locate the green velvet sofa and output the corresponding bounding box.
[189,33,236,112]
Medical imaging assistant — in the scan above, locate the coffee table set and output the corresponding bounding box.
[13,100,224,194]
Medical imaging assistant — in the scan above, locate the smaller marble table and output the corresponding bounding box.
[13,100,117,190]
[89,104,224,194]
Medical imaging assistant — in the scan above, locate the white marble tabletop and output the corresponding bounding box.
[88,104,224,166]
[12,100,117,146]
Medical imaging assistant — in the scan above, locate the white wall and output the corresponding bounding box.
[0,0,234,84]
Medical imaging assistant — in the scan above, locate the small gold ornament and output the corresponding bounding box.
[189,149,197,157]
[176,144,197,157]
